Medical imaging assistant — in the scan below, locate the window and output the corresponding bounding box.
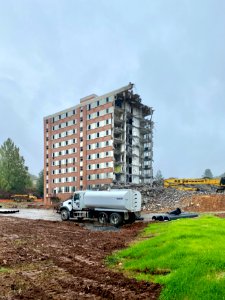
[96,142,99,148]
[80,147,83,151]
[88,175,91,180]
[106,151,109,156]
[97,153,100,159]
[80,166,83,171]
[106,162,109,167]
[87,104,91,110]
[106,97,109,103]
[88,124,91,130]
[97,100,100,106]
[96,164,99,169]
[88,165,91,170]
[97,111,100,117]
[73,109,76,114]
[88,144,91,150]
[88,155,91,160]
[106,108,109,113]
[106,119,109,125]
[106,141,109,146]
[80,137,83,142]
[97,122,99,127]
[80,176,83,181]
[80,117,83,122]
[106,130,109,135]
[97,132,100,138]
[80,127,83,132]
[96,174,100,179]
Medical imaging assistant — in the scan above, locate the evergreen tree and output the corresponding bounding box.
[155,170,163,180]
[0,138,30,193]
[36,170,44,197]
[202,169,213,178]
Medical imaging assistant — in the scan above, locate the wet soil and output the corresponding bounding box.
[181,194,225,212]
[0,217,161,299]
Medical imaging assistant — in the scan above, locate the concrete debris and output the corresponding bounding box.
[112,183,216,212]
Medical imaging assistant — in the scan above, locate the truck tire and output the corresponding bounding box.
[109,213,123,227]
[98,212,108,224]
[61,209,70,221]
[125,212,136,224]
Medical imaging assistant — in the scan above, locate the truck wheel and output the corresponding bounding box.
[98,212,108,224]
[61,209,69,221]
[109,213,123,227]
[125,213,136,224]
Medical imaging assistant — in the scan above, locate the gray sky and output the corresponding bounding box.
[0,0,225,178]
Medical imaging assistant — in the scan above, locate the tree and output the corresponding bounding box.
[202,169,213,178]
[0,138,31,193]
[155,170,163,180]
[36,170,44,197]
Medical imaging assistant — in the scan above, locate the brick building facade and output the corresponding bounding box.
[44,83,154,202]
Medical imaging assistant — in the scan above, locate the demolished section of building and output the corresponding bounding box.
[44,83,154,201]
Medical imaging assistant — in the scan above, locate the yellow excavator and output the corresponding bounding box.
[164,177,225,192]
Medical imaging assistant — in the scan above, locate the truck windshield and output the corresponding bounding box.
[74,194,80,200]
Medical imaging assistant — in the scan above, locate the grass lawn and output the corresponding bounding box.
[107,215,225,300]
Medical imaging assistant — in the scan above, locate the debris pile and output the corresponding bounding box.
[112,183,222,212]
[138,187,198,212]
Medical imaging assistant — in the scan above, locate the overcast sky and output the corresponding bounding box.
[0,0,224,178]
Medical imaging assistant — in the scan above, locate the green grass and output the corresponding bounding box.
[0,267,10,273]
[107,215,225,300]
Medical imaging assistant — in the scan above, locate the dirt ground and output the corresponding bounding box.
[0,217,161,300]
[181,194,225,212]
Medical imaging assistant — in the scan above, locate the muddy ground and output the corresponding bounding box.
[0,217,161,300]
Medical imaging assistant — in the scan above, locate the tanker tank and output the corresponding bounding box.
[81,190,141,212]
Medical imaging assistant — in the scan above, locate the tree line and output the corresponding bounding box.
[0,138,43,198]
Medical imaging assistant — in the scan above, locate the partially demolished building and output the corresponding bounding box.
[44,83,154,201]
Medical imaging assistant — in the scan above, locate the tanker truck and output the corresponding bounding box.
[58,189,141,227]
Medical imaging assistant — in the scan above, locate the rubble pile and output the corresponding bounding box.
[112,183,211,212]
[140,187,198,212]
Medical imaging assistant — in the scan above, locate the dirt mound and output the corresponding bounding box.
[0,217,161,299]
[181,194,225,212]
